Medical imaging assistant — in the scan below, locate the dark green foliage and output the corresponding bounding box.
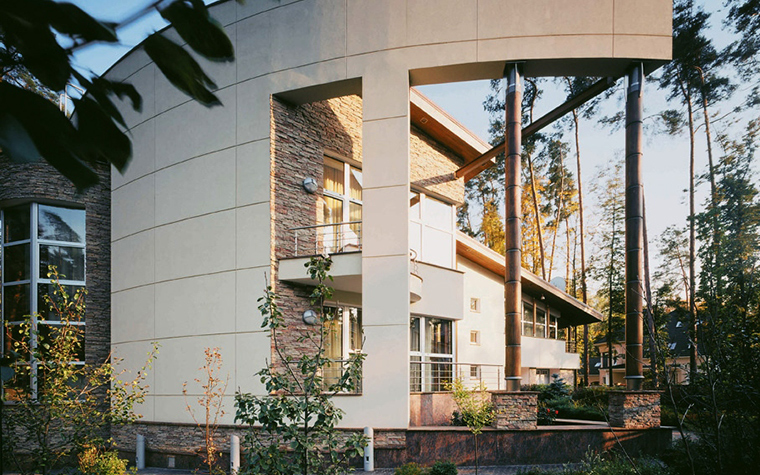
[0,0,235,189]
[395,462,424,475]
[428,460,458,475]
[235,256,367,475]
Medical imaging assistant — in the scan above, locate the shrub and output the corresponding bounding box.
[78,447,129,475]
[394,462,424,475]
[428,460,458,475]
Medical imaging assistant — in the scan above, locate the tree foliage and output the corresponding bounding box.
[2,268,157,475]
[0,0,237,189]
[235,256,367,475]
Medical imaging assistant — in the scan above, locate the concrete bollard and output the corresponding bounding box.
[230,435,240,475]
[136,434,145,470]
[363,427,374,472]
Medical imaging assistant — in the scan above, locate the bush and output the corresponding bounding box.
[571,385,612,408]
[395,462,424,475]
[78,448,129,475]
[428,460,458,475]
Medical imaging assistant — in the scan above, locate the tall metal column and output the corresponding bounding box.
[625,64,645,390]
[504,63,523,391]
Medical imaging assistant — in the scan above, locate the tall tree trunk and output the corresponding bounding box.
[548,150,565,281]
[526,79,547,279]
[642,196,659,388]
[678,78,699,383]
[571,103,590,386]
[607,203,617,387]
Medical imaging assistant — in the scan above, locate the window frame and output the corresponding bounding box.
[322,303,363,393]
[1,203,86,400]
[409,315,455,392]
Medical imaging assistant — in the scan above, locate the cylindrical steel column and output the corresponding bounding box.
[504,63,523,391]
[625,64,645,390]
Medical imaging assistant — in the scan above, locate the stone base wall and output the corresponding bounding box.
[112,421,671,470]
[491,391,538,430]
[609,391,661,428]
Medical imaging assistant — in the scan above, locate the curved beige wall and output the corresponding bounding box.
[109,0,671,428]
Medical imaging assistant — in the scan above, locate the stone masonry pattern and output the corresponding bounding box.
[491,391,538,430]
[608,391,661,429]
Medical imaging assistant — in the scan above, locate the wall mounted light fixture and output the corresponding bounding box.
[302,309,318,325]
[302,177,318,193]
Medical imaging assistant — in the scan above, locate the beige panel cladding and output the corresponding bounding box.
[410,125,465,203]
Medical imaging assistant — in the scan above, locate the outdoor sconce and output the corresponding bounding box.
[302,309,318,325]
[302,177,318,193]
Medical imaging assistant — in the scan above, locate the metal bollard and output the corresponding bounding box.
[363,427,374,472]
[136,434,145,470]
[230,435,240,475]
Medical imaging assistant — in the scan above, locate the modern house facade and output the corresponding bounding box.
[1,0,673,466]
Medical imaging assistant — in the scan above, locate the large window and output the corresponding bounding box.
[1,203,86,400]
[323,305,362,392]
[522,299,566,342]
[410,316,454,392]
[320,156,362,253]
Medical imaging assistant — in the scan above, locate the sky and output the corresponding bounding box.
[68,0,754,293]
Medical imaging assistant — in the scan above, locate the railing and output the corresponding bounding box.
[322,358,362,394]
[409,361,504,393]
[291,221,362,257]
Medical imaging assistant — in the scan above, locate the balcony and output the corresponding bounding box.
[290,221,362,258]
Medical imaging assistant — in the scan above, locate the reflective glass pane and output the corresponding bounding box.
[522,302,534,337]
[38,205,85,243]
[323,307,342,360]
[38,323,85,362]
[323,157,344,194]
[349,166,362,201]
[349,203,362,238]
[3,364,30,401]
[410,356,421,392]
[4,283,30,322]
[322,196,343,225]
[3,204,30,243]
[4,323,29,359]
[426,318,452,355]
[39,245,85,281]
[4,243,30,282]
[535,308,546,338]
[410,317,420,352]
[38,284,85,322]
[349,308,362,352]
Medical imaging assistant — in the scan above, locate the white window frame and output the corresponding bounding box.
[1,203,86,400]
[410,315,455,392]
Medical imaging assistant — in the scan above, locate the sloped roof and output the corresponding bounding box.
[456,231,603,327]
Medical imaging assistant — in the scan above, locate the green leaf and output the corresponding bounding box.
[44,2,118,44]
[73,97,132,173]
[0,82,99,189]
[159,0,234,62]
[144,33,221,107]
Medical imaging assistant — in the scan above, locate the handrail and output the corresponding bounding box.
[290,220,362,231]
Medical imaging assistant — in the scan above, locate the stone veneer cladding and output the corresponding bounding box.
[491,391,539,430]
[609,390,661,429]
[0,155,111,373]
[271,94,467,370]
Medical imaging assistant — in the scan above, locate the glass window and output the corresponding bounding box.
[549,312,559,339]
[410,316,454,392]
[1,203,86,400]
[320,157,362,254]
[535,307,546,338]
[470,330,480,345]
[323,305,362,392]
[522,302,534,337]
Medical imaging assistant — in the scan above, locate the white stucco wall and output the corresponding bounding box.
[108,0,671,428]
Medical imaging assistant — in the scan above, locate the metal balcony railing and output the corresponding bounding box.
[409,361,504,393]
[291,221,362,257]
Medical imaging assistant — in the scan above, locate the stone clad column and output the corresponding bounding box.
[504,63,523,391]
[625,64,645,390]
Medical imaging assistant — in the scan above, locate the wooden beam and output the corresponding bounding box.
[456,76,619,180]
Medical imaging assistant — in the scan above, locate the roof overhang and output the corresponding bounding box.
[456,231,603,327]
